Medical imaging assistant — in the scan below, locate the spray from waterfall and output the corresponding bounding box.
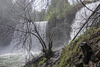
[0,21,48,67]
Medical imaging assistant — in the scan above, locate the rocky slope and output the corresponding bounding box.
[24,22,100,67]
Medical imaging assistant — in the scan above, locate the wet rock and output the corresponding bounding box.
[80,42,92,55]
[40,49,62,67]
[75,62,83,67]
[83,52,92,64]
[80,42,93,64]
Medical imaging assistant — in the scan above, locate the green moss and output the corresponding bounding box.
[38,57,47,67]
[56,23,100,67]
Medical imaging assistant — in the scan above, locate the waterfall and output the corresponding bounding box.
[0,1,100,67]
[0,21,48,67]
[9,21,47,53]
[70,1,100,41]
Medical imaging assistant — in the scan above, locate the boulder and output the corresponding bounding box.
[80,42,93,64]
[80,42,92,55]
[83,51,92,64]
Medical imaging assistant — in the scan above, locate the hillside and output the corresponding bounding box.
[56,23,100,67]
[25,22,100,67]
[24,6,100,67]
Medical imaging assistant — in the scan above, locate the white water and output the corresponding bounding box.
[0,1,100,67]
[0,21,47,67]
[70,1,100,41]
[0,53,25,67]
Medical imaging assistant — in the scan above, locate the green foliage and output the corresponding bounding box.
[45,10,58,21]
[56,23,100,67]
[38,57,47,67]
[45,0,71,21]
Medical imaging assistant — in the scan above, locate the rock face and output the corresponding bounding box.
[39,49,62,67]
[74,41,100,67]
[75,34,100,67]
[80,42,93,64]
[24,49,63,67]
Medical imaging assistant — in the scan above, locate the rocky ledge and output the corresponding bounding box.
[24,49,63,67]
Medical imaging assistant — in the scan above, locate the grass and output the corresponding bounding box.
[56,23,100,67]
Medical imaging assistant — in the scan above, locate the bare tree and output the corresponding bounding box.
[5,0,54,58]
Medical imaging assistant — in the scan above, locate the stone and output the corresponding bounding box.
[75,62,84,67]
[80,42,92,55]
[83,51,92,64]
[80,42,93,64]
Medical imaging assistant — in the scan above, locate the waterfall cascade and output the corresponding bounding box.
[70,1,100,41]
[0,21,48,67]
